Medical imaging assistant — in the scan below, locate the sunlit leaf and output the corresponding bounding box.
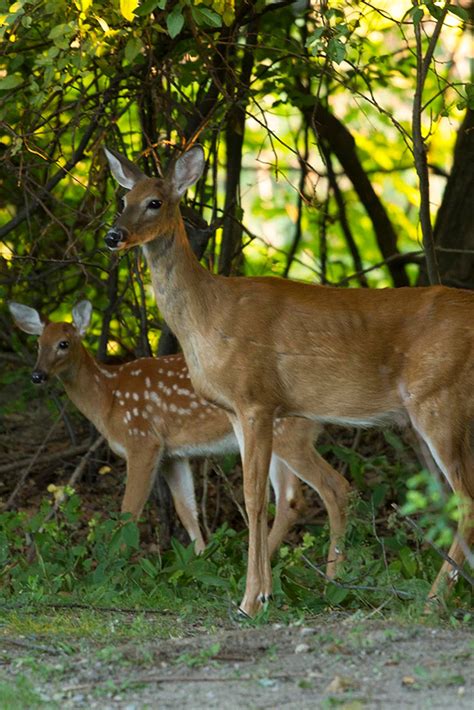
[95,15,110,32]
[120,0,139,22]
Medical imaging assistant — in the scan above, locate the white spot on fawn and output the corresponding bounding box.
[99,368,116,379]
[145,377,151,388]
[132,393,139,401]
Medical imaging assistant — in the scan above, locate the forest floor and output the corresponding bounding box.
[1,390,473,708]
[1,609,473,709]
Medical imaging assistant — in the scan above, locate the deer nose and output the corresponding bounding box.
[31,370,48,384]
[105,227,125,250]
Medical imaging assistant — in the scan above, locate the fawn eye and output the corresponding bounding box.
[147,199,162,210]
[58,340,69,350]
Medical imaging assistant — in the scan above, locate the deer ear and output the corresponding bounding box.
[9,302,45,335]
[171,145,205,198]
[104,146,146,190]
[72,300,92,336]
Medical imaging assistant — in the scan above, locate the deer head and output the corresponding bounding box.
[104,145,205,251]
[9,301,92,383]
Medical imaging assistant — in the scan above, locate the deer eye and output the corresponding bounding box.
[58,340,69,350]
[119,197,125,212]
[147,199,162,210]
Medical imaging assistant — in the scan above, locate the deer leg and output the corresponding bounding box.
[121,445,163,520]
[274,446,351,578]
[231,409,274,618]
[162,458,205,553]
[408,404,474,602]
[267,455,305,557]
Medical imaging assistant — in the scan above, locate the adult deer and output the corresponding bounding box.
[104,145,474,616]
[9,300,350,564]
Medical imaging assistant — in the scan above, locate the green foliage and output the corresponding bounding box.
[402,469,460,547]
[1,467,471,617]
[1,0,470,357]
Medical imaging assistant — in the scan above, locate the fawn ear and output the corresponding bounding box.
[104,146,146,190]
[171,145,205,199]
[72,300,92,336]
[9,302,44,335]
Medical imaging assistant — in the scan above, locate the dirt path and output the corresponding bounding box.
[1,616,472,708]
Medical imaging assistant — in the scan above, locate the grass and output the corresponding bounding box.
[0,675,50,709]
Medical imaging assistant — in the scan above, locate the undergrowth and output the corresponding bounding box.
[1,463,472,626]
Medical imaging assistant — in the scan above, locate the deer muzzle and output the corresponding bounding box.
[105,227,127,250]
[31,369,48,384]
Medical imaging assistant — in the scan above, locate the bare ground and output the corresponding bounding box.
[1,614,473,709]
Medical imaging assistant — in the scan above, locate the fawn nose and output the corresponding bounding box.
[31,370,48,384]
[105,227,125,250]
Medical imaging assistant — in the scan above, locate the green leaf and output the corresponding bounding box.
[121,521,139,549]
[466,83,474,110]
[426,2,442,20]
[124,36,144,63]
[135,0,166,16]
[411,7,424,25]
[383,429,404,451]
[191,5,222,28]
[140,557,158,577]
[166,6,184,38]
[399,546,417,577]
[325,582,349,605]
[448,4,469,21]
[328,37,346,64]
[48,23,74,40]
[0,74,23,91]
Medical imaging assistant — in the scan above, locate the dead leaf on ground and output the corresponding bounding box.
[326,674,359,693]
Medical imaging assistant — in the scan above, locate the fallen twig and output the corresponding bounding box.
[1,637,65,655]
[62,669,314,693]
[0,443,92,476]
[300,554,413,599]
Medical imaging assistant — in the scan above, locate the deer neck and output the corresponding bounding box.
[59,347,113,432]
[142,213,215,339]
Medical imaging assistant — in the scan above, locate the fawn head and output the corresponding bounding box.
[9,301,92,383]
[104,145,205,251]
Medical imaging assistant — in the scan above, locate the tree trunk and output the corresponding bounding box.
[419,109,474,288]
